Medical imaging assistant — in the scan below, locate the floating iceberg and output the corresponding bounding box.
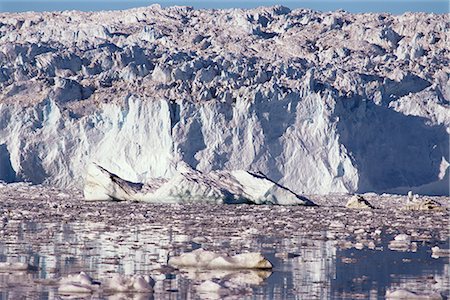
[84,163,316,205]
[168,248,273,269]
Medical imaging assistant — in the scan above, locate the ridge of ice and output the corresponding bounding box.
[84,163,315,205]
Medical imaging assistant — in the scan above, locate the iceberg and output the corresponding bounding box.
[83,163,316,205]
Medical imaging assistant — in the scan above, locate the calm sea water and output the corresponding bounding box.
[0,218,448,299]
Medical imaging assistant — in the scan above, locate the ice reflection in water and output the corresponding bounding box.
[0,218,448,299]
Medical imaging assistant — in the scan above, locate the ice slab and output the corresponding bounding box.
[84,163,316,205]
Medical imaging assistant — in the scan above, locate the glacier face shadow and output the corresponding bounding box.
[335,97,449,195]
[0,144,15,183]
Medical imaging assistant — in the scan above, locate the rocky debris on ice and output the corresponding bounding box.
[404,199,446,211]
[0,5,449,196]
[404,192,446,211]
[386,289,443,299]
[345,195,374,209]
[84,163,316,205]
[168,248,272,269]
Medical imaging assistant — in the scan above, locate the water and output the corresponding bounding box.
[0,189,448,299]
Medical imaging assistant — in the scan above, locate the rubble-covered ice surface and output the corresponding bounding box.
[0,184,449,299]
[84,162,315,205]
[0,5,449,195]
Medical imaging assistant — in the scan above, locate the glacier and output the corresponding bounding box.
[0,5,448,196]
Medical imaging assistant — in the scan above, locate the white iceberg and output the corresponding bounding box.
[168,248,273,269]
[83,163,316,206]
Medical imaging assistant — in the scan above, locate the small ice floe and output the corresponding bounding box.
[345,195,374,209]
[103,274,154,293]
[168,248,272,269]
[431,246,450,258]
[58,272,100,294]
[388,234,412,252]
[0,262,36,271]
[404,191,445,211]
[386,289,443,299]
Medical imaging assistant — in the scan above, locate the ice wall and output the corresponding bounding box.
[0,5,448,195]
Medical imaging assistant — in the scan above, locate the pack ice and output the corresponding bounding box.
[0,5,448,196]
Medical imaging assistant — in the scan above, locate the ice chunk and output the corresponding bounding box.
[83,163,315,206]
[431,246,450,258]
[404,199,445,211]
[0,262,34,271]
[168,249,272,269]
[197,280,222,292]
[58,272,99,294]
[58,272,153,294]
[103,274,153,293]
[388,234,412,252]
[386,289,443,299]
[345,195,374,209]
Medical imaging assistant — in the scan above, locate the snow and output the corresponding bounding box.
[84,163,316,205]
[168,248,273,269]
[0,6,448,196]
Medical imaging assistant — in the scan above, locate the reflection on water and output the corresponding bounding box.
[0,218,448,299]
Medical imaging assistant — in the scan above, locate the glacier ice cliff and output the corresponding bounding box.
[0,5,448,195]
